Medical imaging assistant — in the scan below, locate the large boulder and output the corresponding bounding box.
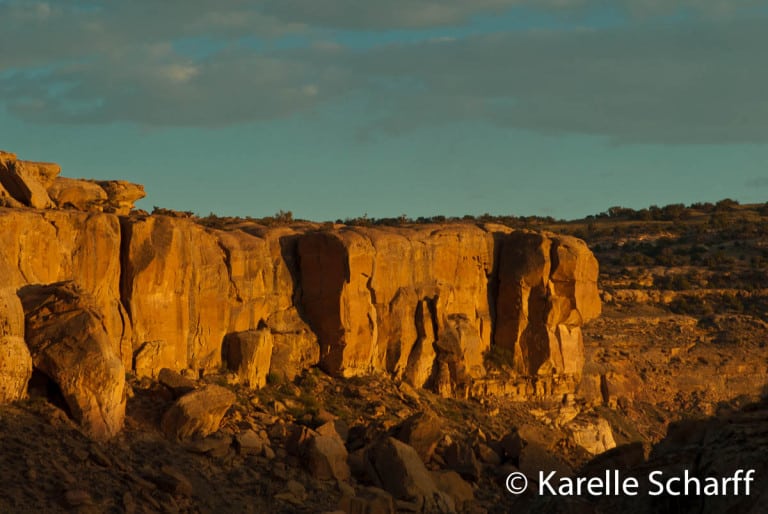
[366,437,455,513]
[48,177,107,212]
[19,282,125,439]
[305,432,351,482]
[566,415,616,455]
[161,384,236,440]
[96,180,145,215]
[0,152,58,209]
[394,412,442,464]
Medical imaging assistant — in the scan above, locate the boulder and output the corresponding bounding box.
[431,471,474,510]
[339,487,395,514]
[48,177,107,212]
[0,152,61,209]
[224,329,273,389]
[305,433,351,482]
[0,153,59,209]
[566,415,616,455]
[158,368,196,398]
[395,412,442,463]
[96,180,145,215]
[235,429,266,455]
[366,437,455,513]
[19,282,125,439]
[268,319,320,381]
[443,441,482,482]
[161,384,236,440]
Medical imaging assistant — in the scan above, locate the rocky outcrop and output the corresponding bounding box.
[48,177,108,212]
[298,226,600,395]
[224,329,273,388]
[0,150,143,214]
[0,151,59,209]
[215,226,319,381]
[0,149,602,432]
[298,226,495,391]
[494,231,600,376]
[96,180,146,215]
[19,282,125,440]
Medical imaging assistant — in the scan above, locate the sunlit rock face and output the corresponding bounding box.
[494,231,601,377]
[297,226,495,391]
[298,225,600,395]
[0,208,130,367]
[0,148,601,413]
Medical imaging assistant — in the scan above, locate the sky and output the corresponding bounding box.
[1,0,767,221]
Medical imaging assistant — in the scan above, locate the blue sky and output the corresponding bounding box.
[1,0,767,221]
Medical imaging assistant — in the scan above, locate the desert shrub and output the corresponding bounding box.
[669,295,714,317]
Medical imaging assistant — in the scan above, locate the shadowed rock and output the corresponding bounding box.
[161,384,235,440]
[19,282,125,440]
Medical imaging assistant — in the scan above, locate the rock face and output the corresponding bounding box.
[0,209,130,367]
[298,226,600,394]
[298,226,495,392]
[0,148,602,436]
[122,216,231,375]
[494,232,600,376]
[19,282,125,440]
[123,218,319,380]
[0,288,32,403]
[224,329,273,388]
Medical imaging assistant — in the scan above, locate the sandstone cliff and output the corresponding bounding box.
[0,149,600,438]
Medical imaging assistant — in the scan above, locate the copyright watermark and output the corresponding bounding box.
[505,472,528,494]
[504,469,757,497]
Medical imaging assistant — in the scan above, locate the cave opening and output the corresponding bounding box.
[27,368,72,418]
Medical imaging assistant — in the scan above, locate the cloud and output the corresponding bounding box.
[260,0,764,28]
[2,45,359,125]
[1,0,767,144]
[353,19,768,144]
